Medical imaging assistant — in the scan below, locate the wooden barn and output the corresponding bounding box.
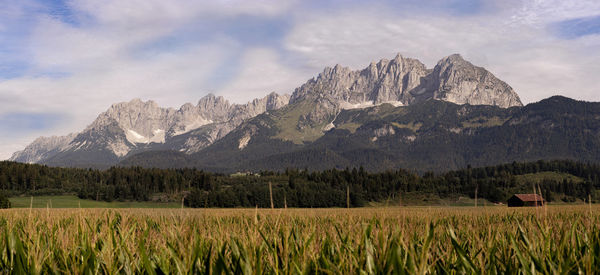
[507,194,545,207]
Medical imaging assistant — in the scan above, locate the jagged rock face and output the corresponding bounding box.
[89,99,173,145]
[288,53,522,128]
[291,53,521,108]
[9,133,77,163]
[80,92,291,156]
[291,54,429,106]
[10,92,291,164]
[11,52,524,168]
[298,96,339,129]
[175,92,290,154]
[426,54,522,108]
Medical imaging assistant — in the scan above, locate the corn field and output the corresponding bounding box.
[0,206,598,274]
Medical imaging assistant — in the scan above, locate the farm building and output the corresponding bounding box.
[507,194,545,207]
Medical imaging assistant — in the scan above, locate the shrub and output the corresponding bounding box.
[0,191,10,208]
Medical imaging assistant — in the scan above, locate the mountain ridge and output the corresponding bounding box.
[12,53,525,168]
[144,95,597,173]
[11,92,290,166]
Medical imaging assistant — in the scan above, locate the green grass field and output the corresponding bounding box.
[8,195,182,208]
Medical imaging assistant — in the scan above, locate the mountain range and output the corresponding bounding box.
[12,53,599,172]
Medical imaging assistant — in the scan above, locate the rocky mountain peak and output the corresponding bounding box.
[265,92,290,110]
[110,98,161,111]
[428,54,523,108]
[439,53,465,63]
[197,93,229,107]
[196,94,232,119]
[180,103,195,112]
[10,52,524,168]
[9,133,78,163]
[291,53,521,108]
[286,53,523,129]
[93,98,170,130]
[10,90,292,165]
[321,64,352,80]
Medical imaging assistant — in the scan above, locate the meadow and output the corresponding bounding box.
[8,195,181,208]
[0,205,597,274]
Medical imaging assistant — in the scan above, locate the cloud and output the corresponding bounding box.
[0,112,64,137]
[0,111,65,160]
[0,0,302,159]
[1,0,600,160]
[71,0,298,26]
[508,0,600,26]
[551,15,600,39]
[0,143,28,160]
[216,48,313,102]
[284,5,600,104]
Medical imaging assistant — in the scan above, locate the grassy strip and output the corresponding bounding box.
[8,195,181,208]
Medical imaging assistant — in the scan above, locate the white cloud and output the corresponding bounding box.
[0,42,231,119]
[216,48,312,102]
[72,0,298,25]
[0,0,301,159]
[508,0,600,26]
[284,6,600,104]
[0,14,237,158]
[2,0,600,160]
[29,17,122,71]
[0,142,26,160]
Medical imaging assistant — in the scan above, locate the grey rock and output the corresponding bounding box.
[291,54,429,106]
[9,133,77,163]
[288,53,522,127]
[11,52,523,167]
[11,92,291,164]
[425,54,522,108]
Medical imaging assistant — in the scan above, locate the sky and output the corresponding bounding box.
[1,0,600,159]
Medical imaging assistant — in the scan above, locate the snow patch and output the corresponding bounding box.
[323,122,335,131]
[323,112,338,131]
[107,141,130,157]
[340,100,404,110]
[76,140,87,149]
[149,129,165,143]
[126,129,166,144]
[172,118,213,136]
[340,101,375,110]
[449,128,461,134]
[238,134,251,150]
[126,129,147,144]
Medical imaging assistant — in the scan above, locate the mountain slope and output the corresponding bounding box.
[121,96,600,172]
[271,53,521,144]
[11,93,290,168]
[9,134,77,164]
[13,53,525,168]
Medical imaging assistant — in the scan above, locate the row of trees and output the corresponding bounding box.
[0,160,599,207]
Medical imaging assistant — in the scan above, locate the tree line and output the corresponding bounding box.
[0,160,599,207]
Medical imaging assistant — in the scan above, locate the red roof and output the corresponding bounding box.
[513,194,544,202]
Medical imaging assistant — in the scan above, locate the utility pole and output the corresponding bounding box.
[269,181,274,209]
[346,185,350,209]
[474,185,478,208]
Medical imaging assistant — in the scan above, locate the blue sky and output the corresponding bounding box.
[0,0,599,159]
